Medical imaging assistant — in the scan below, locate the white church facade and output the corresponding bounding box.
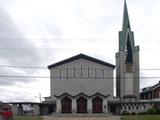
[46,54,115,113]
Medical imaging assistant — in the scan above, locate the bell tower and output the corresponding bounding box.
[116,0,140,100]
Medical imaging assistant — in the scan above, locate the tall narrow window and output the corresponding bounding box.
[59,69,61,80]
[102,69,104,79]
[81,65,83,76]
[74,67,75,78]
[66,68,68,80]
[95,68,97,79]
[88,66,90,78]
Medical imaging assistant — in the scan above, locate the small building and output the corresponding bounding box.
[140,81,160,110]
[140,81,160,100]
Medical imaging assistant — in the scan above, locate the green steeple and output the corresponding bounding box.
[122,0,131,31]
[116,0,140,100]
[119,0,134,51]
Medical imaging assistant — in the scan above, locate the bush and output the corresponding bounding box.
[131,112,136,115]
[122,111,130,115]
[147,108,156,114]
[156,109,160,114]
[138,112,146,115]
[122,111,126,115]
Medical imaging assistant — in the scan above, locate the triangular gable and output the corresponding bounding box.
[48,53,115,69]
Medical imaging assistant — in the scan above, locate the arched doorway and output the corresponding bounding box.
[77,97,87,113]
[92,96,103,113]
[61,97,72,113]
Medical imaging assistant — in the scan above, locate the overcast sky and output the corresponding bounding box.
[0,0,160,102]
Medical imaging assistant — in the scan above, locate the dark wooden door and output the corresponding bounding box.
[61,97,72,113]
[92,97,103,113]
[77,97,87,113]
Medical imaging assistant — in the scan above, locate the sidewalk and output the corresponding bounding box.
[43,115,121,120]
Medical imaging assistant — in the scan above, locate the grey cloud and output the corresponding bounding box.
[0,6,46,86]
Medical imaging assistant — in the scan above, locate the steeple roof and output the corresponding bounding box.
[119,0,135,51]
[122,0,131,31]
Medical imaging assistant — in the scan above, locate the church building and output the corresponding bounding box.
[46,54,115,113]
[44,0,143,114]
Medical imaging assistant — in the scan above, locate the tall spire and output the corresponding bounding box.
[116,0,140,100]
[122,0,131,31]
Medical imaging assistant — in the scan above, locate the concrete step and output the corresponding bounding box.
[51,113,108,117]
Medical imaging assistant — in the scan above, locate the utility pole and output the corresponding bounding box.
[39,93,42,103]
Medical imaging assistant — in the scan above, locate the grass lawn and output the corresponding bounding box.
[14,116,43,120]
[121,115,160,120]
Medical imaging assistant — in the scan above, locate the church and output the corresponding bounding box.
[8,1,160,116]
[44,0,142,114]
[46,53,115,114]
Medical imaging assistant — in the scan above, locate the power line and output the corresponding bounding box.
[0,86,48,90]
[0,38,159,41]
[0,75,159,79]
[0,88,41,99]
[10,86,48,90]
[0,65,160,71]
[0,65,46,69]
[0,75,49,78]
[0,88,32,97]
[0,48,159,51]
[0,48,118,50]
[0,38,118,42]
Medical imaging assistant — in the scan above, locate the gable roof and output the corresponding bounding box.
[140,81,160,94]
[48,53,115,69]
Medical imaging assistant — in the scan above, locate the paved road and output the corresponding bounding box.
[43,116,121,120]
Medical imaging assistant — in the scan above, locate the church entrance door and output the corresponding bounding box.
[92,97,103,113]
[77,97,87,113]
[61,97,72,113]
